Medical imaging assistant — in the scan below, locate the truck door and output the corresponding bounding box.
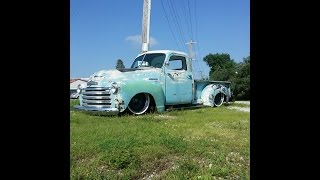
[164,55,193,104]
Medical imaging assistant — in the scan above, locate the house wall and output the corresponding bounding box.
[70,80,87,90]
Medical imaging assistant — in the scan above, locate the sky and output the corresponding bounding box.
[71,0,250,79]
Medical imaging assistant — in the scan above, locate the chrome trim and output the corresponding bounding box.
[82,95,110,100]
[84,87,110,91]
[148,78,159,81]
[79,86,115,113]
[74,105,119,115]
[83,91,110,95]
[83,99,111,104]
[83,104,111,109]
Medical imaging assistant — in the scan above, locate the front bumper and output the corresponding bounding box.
[74,105,119,115]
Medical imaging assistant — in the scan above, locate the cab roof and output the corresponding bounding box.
[138,50,189,57]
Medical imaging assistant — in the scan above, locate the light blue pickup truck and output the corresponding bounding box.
[74,50,233,115]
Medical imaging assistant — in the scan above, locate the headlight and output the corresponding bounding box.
[110,82,119,94]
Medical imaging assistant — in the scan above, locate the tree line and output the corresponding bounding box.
[203,53,250,100]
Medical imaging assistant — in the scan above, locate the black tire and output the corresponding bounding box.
[213,93,224,107]
[127,93,150,115]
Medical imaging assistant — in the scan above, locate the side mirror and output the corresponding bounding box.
[164,61,169,66]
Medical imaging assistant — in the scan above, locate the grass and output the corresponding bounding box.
[70,99,250,179]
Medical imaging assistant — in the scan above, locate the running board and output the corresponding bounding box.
[165,105,206,111]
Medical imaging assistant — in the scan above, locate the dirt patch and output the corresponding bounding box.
[234,101,250,105]
[153,115,176,120]
[227,106,250,112]
[141,156,178,179]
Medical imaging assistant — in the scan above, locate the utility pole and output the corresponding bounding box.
[186,39,197,72]
[141,0,151,53]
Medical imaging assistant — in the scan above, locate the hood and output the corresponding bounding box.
[88,68,162,87]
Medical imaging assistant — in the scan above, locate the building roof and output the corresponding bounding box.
[70,78,88,83]
[70,79,88,90]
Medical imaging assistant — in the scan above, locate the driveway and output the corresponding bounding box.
[234,101,250,105]
[227,101,250,112]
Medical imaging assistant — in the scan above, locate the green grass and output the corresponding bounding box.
[70,99,250,179]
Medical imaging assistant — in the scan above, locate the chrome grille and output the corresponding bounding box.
[82,87,112,108]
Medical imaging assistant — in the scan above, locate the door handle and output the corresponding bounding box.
[167,73,173,78]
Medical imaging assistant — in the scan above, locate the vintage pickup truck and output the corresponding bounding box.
[74,50,232,115]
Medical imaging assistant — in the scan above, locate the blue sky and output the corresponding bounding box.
[71,0,250,79]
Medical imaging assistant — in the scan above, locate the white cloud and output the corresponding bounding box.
[125,35,158,47]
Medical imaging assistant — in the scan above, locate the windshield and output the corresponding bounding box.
[131,53,166,68]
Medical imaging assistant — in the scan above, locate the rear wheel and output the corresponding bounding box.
[127,93,150,115]
[213,93,224,107]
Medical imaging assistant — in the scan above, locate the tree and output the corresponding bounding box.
[230,55,250,100]
[203,53,236,81]
[116,59,125,69]
[203,53,250,100]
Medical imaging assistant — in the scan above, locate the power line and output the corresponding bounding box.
[194,0,198,43]
[180,0,192,39]
[193,0,206,79]
[187,0,194,39]
[167,0,188,52]
[160,0,181,51]
[161,0,204,79]
[182,0,201,78]
[165,0,185,51]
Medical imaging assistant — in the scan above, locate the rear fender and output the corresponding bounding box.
[201,84,228,107]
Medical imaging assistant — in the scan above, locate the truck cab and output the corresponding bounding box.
[74,50,231,115]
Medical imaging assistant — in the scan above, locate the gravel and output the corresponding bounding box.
[234,101,250,105]
[227,106,250,112]
[227,101,250,112]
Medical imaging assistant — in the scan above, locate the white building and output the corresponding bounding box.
[70,78,88,96]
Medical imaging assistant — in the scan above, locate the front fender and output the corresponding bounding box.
[117,80,165,112]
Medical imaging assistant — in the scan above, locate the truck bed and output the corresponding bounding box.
[194,79,231,84]
[194,79,232,103]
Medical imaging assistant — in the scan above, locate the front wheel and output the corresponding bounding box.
[127,93,150,115]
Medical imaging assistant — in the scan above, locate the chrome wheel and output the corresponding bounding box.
[127,93,150,115]
[214,93,224,107]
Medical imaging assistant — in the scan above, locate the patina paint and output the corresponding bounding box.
[164,53,193,104]
[86,68,166,112]
[75,50,232,115]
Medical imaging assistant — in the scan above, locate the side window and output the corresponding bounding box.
[168,56,187,70]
